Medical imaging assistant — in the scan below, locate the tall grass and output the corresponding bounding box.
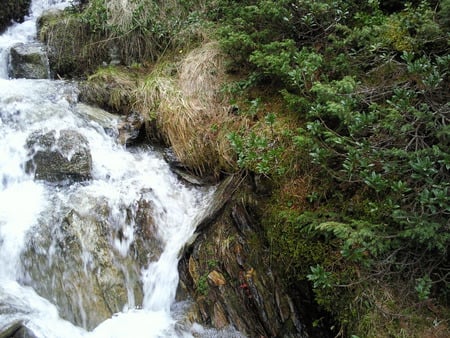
[134,43,237,177]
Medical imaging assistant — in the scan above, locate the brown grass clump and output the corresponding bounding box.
[134,42,238,178]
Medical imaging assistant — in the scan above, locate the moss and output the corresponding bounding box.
[79,65,138,113]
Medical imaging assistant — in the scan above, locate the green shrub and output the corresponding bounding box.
[219,0,449,335]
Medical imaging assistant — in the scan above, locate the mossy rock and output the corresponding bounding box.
[37,9,110,78]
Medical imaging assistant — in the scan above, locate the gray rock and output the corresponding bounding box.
[8,42,49,79]
[74,103,119,138]
[20,191,163,330]
[25,129,92,183]
[0,320,37,338]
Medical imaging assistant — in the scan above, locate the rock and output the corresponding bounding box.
[178,175,328,337]
[8,43,49,79]
[207,270,226,286]
[118,111,145,145]
[163,148,216,185]
[0,0,31,33]
[25,129,92,183]
[0,321,37,338]
[194,174,242,232]
[74,103,119,138]
[213,302,229,328]
[130,191,164,266]
[20,190,163,330]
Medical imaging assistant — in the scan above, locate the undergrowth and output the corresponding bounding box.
[43,0,450,336]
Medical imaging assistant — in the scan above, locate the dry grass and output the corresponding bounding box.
[353,280,450,338]
[133,42,239,177]
[79,42,239,178]
[102,0,211,64]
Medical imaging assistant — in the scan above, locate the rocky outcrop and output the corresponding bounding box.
[25,129,92,183]
[0,0,31,33]
[8,42,49,79]
[178,175,329,337]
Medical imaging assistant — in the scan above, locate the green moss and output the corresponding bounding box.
[196,274,209,296]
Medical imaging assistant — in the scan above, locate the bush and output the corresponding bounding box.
[216,0,450,335]
[0,0,31,32]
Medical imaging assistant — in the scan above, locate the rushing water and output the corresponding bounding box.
[0,1,224,337]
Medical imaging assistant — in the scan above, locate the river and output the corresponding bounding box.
[0,1,223,337]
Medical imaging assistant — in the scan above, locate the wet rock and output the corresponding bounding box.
[118,111,145,145]
[74,103,119,138]
[8,43,49,79]
[25,129,92,183]
[178,175,326,337]
[163,148,216,185]
[0,321,37,338]
[130,191,164,266]
[20,191,162,330]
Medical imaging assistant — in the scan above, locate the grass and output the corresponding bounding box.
[132,43,238,178]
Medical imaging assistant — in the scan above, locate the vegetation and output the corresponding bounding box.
[0,0,31,32]
[43,0,449,336]
[207,0,449,336]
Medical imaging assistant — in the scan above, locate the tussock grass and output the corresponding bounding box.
[134,43,238,178]
[95,0,210,65]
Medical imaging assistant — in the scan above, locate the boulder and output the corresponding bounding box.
[0,0,31,33]
[8,43,49,79]
[25,129,92,183]
[20,192,163,330]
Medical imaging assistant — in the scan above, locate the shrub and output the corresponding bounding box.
[0,0,31,32]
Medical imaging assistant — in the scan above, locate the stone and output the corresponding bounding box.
[0,320,37,338]
[177,174,327,337]
[20,190,162,330]
[74,103,119,138]
[118,111,145,145]
[8,43,49,79]
[207,270,226,286]
[25,129,92,183]
[163,148,216,185]
[213,302,229,328]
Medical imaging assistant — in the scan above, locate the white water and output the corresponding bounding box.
[0,1,222,337]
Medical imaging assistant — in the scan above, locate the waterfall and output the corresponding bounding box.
[0,1,219,337]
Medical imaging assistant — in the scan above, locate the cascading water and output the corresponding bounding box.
[0,1,226,337]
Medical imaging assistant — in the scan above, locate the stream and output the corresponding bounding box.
[0,1,224,337]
